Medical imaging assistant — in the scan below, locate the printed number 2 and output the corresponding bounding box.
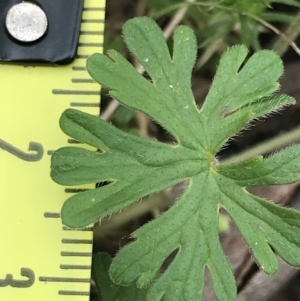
[0,268,35,288]
[0,139,44,161]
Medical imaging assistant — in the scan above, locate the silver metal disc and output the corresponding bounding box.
[5,2,48,42]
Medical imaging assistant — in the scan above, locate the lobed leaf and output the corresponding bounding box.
[51,16,300,301]
[218,144,300,185]
[199,44,294,153]
[87,19,204,150]
[110,172,236,301]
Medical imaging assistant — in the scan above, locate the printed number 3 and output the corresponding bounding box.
[0,268,35,288]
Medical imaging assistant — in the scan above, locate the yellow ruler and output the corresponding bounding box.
[0,0,105,300]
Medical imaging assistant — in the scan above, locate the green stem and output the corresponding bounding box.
[246,11,300,56]
[222,125,300,164]
[272,12,300,57]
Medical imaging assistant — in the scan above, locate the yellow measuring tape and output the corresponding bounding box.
[0,0,105,299]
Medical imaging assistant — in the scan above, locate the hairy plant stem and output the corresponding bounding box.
[272,12,300,57]
[222,125,300,165]
[248,12,300,56]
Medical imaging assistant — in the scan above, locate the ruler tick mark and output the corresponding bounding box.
[62,238,93,244]
[68,138,82,144]
[62,226,93,231]
[72,66,87,71]
[65,188,90,193]
[70,102,100,107]
[80,30,104,35]
[78,42,103,47]
[72,78,96,83]
[44,212,60,218]
[83,7,105,11]
[47,150,55,155]
[76,55,90,59]
[52,89,100,95]
[81,19,104,23]
[61,252,92,257]
[60,264,91,270]
[39,276,90,283]
[59,290,90,296]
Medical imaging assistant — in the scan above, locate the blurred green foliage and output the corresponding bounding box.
[141,0,300,50]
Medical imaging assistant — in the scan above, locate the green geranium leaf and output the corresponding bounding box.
[92,252,148,301]
[51,17,300,301]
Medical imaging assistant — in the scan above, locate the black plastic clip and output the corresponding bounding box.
[0,0,84,64]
